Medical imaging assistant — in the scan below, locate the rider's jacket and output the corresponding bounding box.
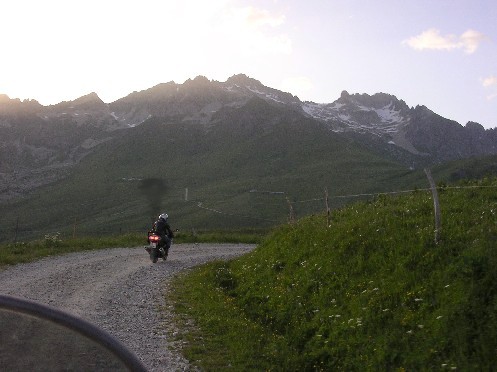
[154,218,174,239]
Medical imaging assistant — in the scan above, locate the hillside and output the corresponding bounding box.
[2,74,497,241]
[0,98,414,242]
[169,178,497,370]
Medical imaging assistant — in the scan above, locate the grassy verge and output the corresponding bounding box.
[0,233,144,268]
[0,229,266,268]
[174,228,268,244]
[167,178,497,370]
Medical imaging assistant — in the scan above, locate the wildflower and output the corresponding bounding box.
[373,288,379,291]
[414,298,423,302]
[445,285,450,288]
[436,316,443,320]
[382,308,389,312]
[418,325,424,329]
[407,330,413,334]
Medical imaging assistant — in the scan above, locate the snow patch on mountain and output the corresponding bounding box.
[302,100,408,136]
[246,86,286,104]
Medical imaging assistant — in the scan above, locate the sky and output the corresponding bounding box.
[1,0,496,128]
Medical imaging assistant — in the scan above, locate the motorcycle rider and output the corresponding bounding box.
[153,213,174,258]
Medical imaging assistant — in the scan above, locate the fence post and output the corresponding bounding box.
[13,217,19,243]
[286,197,295,224]
[325,188,331,227]
[73,217,78,239]
[424,168,441,244]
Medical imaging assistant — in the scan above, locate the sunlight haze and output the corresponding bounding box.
[1,0,496,128]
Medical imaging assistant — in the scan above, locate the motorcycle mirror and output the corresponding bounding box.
[0,294,146,371]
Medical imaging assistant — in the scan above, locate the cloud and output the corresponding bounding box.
[242,6,285,28]
[403,28,485,54]
[220,6,291,56]
[482,75,497,87]
[482,75,497,101]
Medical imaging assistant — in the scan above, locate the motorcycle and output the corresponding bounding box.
[145,231,169,263]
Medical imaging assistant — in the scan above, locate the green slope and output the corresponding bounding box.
[0,99,447,241]
[170,177,497,370]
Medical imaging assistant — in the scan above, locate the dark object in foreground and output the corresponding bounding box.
[0,294,146,371]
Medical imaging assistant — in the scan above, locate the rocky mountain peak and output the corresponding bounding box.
[0,94,42,114]
[48,92,106,112]
[73,92,104,106]
[226,74,263,88]
[0,94,11,103]
[337,91,409,112]
[183,75,211,87]
[465,121,485,133]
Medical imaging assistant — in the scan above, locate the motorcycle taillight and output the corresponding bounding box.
[149,235,160,242]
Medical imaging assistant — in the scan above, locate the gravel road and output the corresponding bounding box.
[0,243,255,371]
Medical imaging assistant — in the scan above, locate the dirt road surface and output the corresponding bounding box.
[0,243,255,371]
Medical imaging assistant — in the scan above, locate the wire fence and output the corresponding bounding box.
[2,173,497,244]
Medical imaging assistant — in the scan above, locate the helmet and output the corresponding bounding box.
[159,213,168,221]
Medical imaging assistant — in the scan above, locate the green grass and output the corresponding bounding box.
[0,229,265,268]
[168,177,497,370]
[0,233,144,268]
[176,228,268,244]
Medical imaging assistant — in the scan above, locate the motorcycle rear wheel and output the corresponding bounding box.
[149,250,158,263]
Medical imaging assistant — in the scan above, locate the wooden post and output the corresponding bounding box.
[73,217,77,239]
[424,168,441,244]
[13,217,19,243]
[286,197,295,224]
[325,188,331,227]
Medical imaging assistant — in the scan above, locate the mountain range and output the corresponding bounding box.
[1,74,497,238]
